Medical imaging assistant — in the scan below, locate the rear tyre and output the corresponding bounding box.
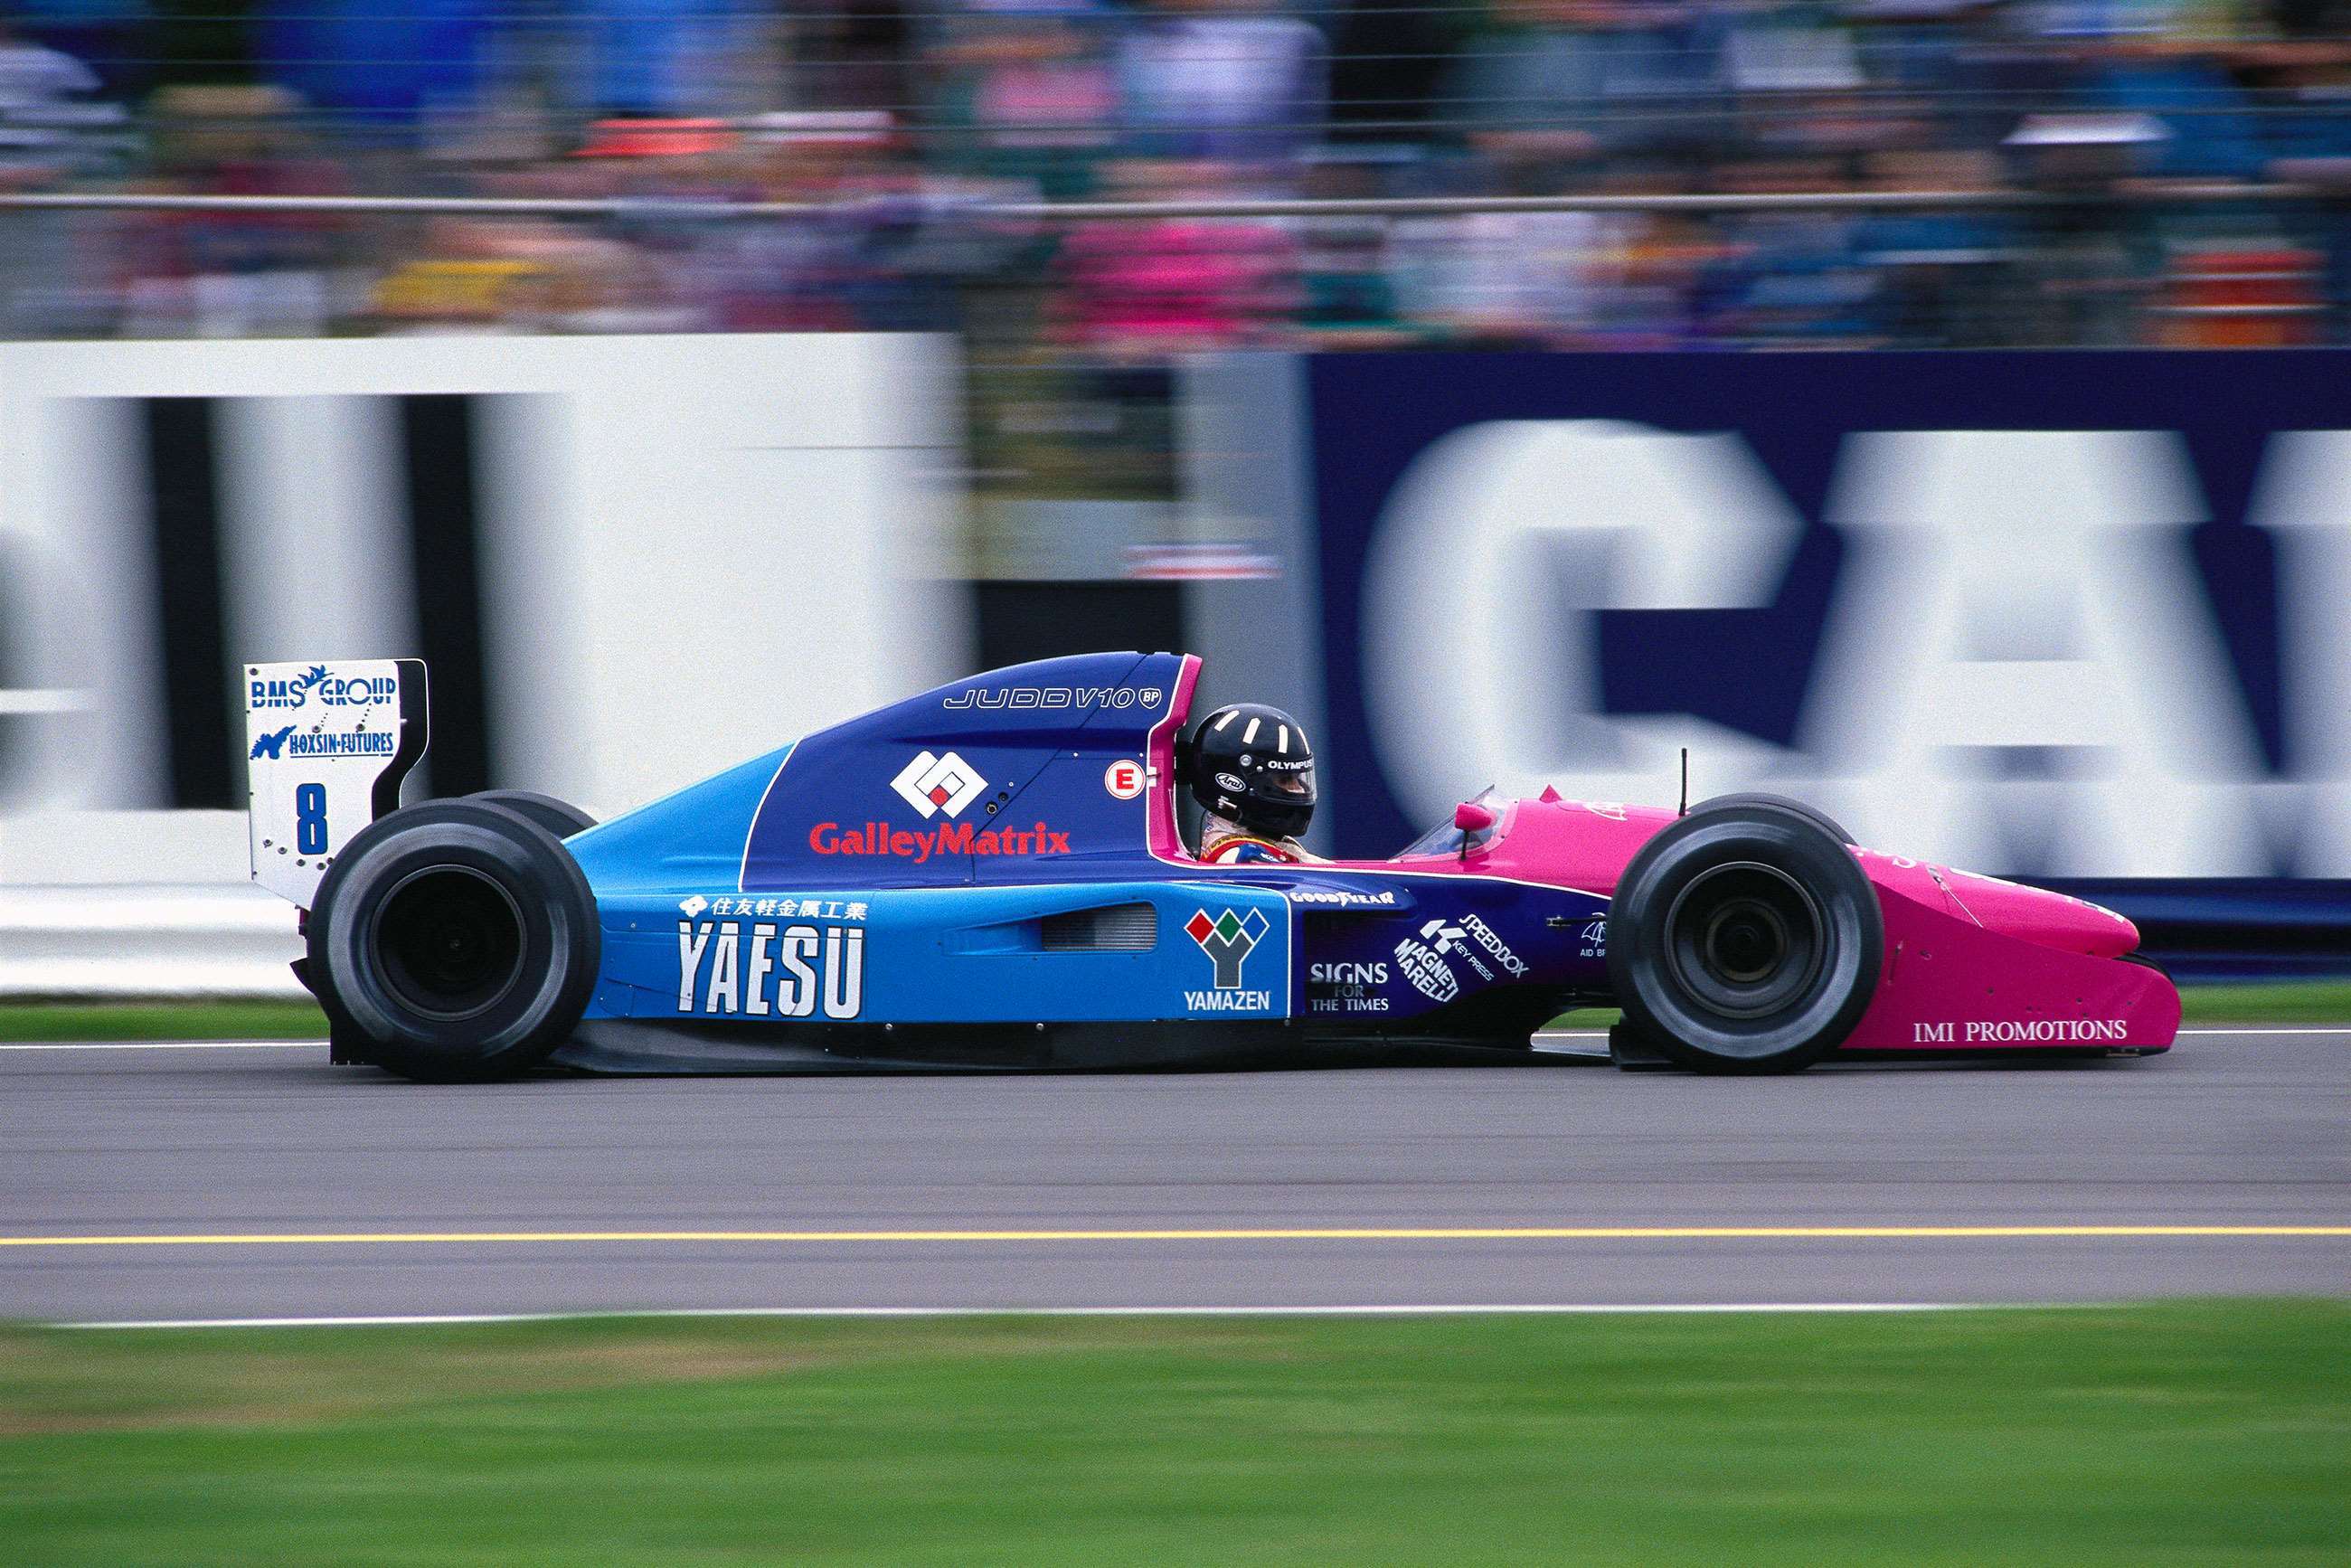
[467,789,597,840]
[1686,791,1855,845]
[307,800,600,1082]
[1606,801,1883,1073]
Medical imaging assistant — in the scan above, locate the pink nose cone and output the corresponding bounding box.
[1941,873,2140,959]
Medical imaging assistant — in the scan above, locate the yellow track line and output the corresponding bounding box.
[1,1224,2347,1249]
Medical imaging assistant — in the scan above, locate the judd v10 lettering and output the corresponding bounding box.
[943,685,1164,711]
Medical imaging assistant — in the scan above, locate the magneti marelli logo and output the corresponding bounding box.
[1185,906,1269,989]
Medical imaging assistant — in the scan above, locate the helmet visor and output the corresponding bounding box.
[1247,759,1316,837]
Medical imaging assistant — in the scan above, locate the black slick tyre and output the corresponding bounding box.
[306,799,600,1082]
[1685,791,1856,845]
[467,789,597,839]
[1606,801,1884,1073]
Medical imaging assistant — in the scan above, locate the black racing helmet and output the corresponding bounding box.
[1187,703,1317,840]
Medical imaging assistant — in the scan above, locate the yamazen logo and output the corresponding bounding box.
[1185,906,1268,989]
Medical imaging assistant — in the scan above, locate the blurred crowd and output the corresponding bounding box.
[8,0,2351,349]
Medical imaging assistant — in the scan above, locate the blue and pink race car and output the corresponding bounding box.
[243,651,2181,1082]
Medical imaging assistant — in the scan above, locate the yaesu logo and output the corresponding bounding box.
[677,919,864,1019]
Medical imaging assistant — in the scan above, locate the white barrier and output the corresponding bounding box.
[0,333,973,1000]
[0,885,304,999]
[0,333,969,817]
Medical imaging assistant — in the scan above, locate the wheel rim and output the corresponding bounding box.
[371,865,525,1023]
[1661,861,1827,1022]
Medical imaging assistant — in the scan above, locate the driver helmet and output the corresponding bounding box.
[1187,704,1317,840]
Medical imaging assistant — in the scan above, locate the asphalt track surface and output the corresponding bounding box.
[2,1031,2346,1324]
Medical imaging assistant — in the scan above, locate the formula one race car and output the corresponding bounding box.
[244,652,2180,1082]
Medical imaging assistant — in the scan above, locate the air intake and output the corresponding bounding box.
[1040,903,1157,952]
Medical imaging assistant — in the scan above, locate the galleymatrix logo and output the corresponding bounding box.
[891,750,987,818]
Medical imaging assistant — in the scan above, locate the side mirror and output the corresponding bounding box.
[1454,801,1495,861]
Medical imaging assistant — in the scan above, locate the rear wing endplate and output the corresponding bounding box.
[244,658,429,909]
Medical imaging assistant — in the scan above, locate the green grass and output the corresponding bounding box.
[0,1303,2343,1564]
[2175,981,2351,1025]
[0,1000,327,1041]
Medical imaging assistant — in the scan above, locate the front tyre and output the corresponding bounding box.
[307,800,600,1082]
[1685,791,1855,845]
[1606,802,1883,1073]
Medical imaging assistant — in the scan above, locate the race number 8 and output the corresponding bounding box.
[295,782,329,855]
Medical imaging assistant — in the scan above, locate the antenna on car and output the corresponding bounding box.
[1678,748,1689,817]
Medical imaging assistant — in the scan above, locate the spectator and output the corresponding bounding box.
[1049,158,1301,354]
[12,0,2351,350]
[0,16,119,334]
[1116,0,1328,170]
[119,85,348,336]
[1442,0,1725,187]
[929,0,1117,199]
[0,14,110,169]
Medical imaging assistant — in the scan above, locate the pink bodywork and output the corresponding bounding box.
[1147,656,2177,1054]
[1386,794,2179,1055]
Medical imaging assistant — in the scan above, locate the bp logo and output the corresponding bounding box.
[1185,906,1269,989]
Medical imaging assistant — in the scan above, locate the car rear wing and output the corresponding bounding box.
[244,658,430,910]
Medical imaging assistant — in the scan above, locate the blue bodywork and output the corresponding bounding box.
[555,653,1608,1067]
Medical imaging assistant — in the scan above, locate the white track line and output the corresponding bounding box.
[2176,1027,2351,1035]
[0,1040,318,1052]
[59,1302,1996,1329]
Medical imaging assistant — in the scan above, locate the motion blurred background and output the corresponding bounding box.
[4,0,2351,997]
